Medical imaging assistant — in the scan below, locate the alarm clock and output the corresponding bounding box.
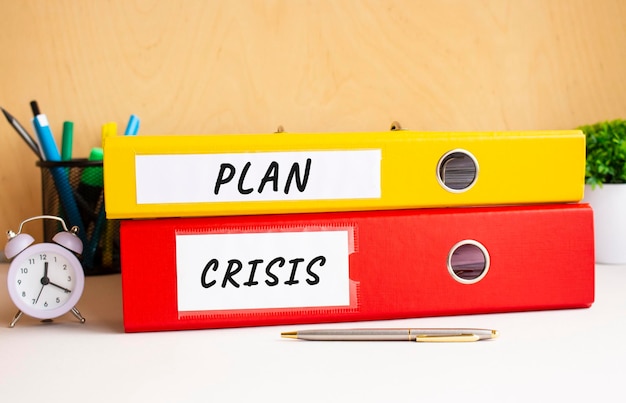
[4,215,86,327]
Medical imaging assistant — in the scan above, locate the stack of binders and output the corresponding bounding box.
[103,128,594,332]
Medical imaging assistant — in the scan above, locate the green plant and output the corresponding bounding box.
[580,119,626,188]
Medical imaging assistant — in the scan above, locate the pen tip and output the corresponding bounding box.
[30,100,40,116]
[281,331,298,339]
[491,330,499,339]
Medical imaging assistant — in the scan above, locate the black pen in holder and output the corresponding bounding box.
[37,159,120,275]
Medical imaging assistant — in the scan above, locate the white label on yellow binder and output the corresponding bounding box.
[175,230,351,312]
[135,150,381,204]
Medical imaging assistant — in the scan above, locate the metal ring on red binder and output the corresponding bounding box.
[436,149,479,192]
[447,240,490,284]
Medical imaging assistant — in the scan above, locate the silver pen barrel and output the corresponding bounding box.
[285,328,413,341]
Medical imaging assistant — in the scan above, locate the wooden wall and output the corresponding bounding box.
[1,0,625,245]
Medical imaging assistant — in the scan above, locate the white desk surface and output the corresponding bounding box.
[0,263,624,403]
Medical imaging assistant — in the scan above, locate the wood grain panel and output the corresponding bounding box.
[1,0,625,244]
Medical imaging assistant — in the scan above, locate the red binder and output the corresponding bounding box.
[120,204,594,332]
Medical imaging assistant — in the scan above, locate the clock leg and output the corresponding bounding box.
[71,307,86,323]
[9,310,23,328]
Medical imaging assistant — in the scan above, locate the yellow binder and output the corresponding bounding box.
[103,130,584,219]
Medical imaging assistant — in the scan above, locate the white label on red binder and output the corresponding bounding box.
[135,150,381,204]
[175,230,351,312]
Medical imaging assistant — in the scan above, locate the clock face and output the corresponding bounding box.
[7,243,85,320]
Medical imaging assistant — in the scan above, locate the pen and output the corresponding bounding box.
[124,114,140,135]
[1,106,43,159]
[31,101,62,161]
[281,328,499,342]
[31,100,86,242]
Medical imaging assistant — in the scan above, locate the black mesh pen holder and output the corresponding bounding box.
[37,159,120,275]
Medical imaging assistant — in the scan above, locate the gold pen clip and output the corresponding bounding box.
[415,334,481,342]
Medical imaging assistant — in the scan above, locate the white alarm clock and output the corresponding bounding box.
[4,215,86,327]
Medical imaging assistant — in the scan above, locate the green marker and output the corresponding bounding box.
[81,147,104,188]
[76,147,104,221]
[61,121,74,161]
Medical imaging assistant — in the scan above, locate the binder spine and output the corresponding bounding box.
[120,204,594,332]
[104,130,585,218]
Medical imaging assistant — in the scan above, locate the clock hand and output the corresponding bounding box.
[43,260,72,294]
[35,261,50,304]
[35,284,45,304]
[40,261,50,286]
[49,281,72,294]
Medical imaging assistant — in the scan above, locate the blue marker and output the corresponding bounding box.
[124,114,140,135]
[31,103,86,244]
